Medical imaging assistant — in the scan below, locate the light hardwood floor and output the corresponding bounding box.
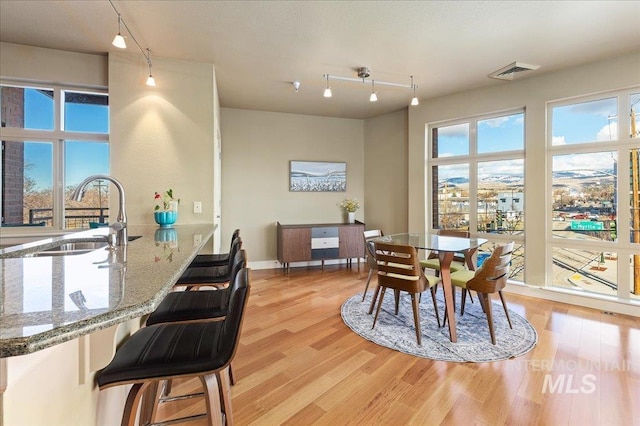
[155,265,639,426]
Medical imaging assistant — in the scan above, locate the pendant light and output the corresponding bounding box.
[145,49,156,87]
[410,76,419,106]
[112,14,127,49]
[323,75,332,98]
[369,80,377,102]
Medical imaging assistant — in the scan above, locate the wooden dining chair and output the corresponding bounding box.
[448,242,514,344]
[420,229,475,308]
[370,242,441,346]
[361,229,383,301]
[420,229,471,274]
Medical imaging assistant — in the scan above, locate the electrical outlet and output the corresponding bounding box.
[193,201,202,214]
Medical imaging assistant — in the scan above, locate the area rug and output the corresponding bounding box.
[341,290,537,362]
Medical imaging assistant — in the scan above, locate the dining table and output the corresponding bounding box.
[372,232,488,343]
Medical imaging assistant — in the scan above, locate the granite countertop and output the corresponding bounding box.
[0,223,215,357]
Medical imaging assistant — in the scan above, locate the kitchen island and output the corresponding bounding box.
[0,223,215,425]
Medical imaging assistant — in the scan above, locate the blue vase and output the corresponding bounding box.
[154,211,177,227]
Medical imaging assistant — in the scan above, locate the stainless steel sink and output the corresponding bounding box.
[24,240,109,257]
[1,235,142,259]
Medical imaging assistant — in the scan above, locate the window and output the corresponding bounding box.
[428,110,525,282]
[0,83,109,230]
[549,89,639,302]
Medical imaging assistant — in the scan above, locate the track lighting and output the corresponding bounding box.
[323,67,418,106]
[410,76,419,106]
[108,0,157,87]
[112,14,127,49]
[369,81,377,102]
[323,74,332,98]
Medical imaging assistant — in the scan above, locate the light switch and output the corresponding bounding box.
[193,201,202,214]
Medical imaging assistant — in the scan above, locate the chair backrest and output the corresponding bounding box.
[229,229,241,251]
[375,242,427,293]
[217,267,251,365]
[427,229,470,260]
[467,242,514,293]
[363,230,383,268]
[224,249,247,299]
[226,236,243,269]
[364,229,383,240]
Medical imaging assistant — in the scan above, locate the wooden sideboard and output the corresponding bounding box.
[277,221,365,272]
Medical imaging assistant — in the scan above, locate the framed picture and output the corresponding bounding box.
[290,160,346,192]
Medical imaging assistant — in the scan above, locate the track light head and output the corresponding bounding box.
[323,75,332,98]
[112,14,127,48]
[112,34,126,49]
[369,81,377,102]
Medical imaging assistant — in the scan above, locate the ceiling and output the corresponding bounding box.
[1,1,639,119]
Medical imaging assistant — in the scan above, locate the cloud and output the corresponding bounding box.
[482,116,510,128]
[568,98,616,118]
[552,136,566,145]
[552,151,617,172]
[437,123,468,138]
[596,122,617,141]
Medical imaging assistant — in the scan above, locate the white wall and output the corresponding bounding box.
[0,42,107,88]
[108,52,217,229]
[220,108,364,264]
[364,109,408,234]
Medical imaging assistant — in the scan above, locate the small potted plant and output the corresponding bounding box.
[154,189,179,227]
[339,198,360,223]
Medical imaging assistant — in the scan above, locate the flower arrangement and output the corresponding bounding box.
[339,198,360,212]
[154,189,179,211]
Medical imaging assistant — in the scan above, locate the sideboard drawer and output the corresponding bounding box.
[311,248,340,260]
[311,227,339,238]
[311,237,339,249]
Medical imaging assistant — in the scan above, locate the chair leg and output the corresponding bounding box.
[140,380,161,424]
[368,284,381,314]
[362,269,374,301]
[121,382,151,426]
[498,291,513,329]
[216,367,234,425]
[200,373,224,426]
[372,287,387,329]
[482,293,497,345]
[430,286,441,328]
[460,289,467,316]
[410,293,422,346]
[393,289,400,315]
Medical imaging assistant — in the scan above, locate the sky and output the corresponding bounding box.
[23,88,109,190]
[435,96,639,182]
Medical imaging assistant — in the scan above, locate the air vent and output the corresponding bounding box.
[489,61,540,81]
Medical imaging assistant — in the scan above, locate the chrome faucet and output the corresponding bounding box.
[72,175,128,246]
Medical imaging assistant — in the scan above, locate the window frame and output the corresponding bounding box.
[426,107,526,280]
[0,80,109,231]
[546,87,640,301]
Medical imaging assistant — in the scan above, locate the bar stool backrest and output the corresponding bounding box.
[217,268,251,365]
[225,237,242,269]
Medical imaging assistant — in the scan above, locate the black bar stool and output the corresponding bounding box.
[97,268,251,426]
[148,249,246,326]
[189,229,240,268]
[177,237,242,290]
